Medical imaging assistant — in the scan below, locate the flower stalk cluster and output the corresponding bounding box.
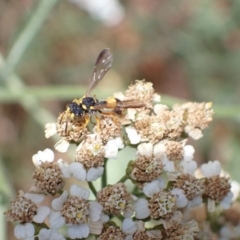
[5,80,237,240]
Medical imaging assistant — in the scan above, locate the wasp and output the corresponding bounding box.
[59,48,145,135]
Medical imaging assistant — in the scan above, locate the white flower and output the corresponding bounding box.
[125,126,141,144]
[201,161,233,212]
[153,93,161,102]
[122,218,162,239]
[231,180,240,201]
[153,104,168,115]
[76,133,103,155]
[143,178,165,198]
[54,139,70,153]
[171,188,188,208]
[182,145,195,162]
[38,229,66,240]
[126,108,137,121]
[137,142,153,158]
[133,199,150,219]
[104,137,124,159]
[45,123,57,138]
[32,148,54,167]
[154,141,195,173]
[122,218,137,234]
[220,225,237,240]
[49,185,103,239]
[32,148,69,179]
[220,191,234,209]
[69,0,125,27]
[67,162,87,181]
[64,160,104,182]
[86,167,104,181]
[201,160,222,177]
[11,192,50,240]
[14,223,35,240]
[180,160,197,175]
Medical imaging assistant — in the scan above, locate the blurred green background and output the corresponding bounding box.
[0,0,240,239]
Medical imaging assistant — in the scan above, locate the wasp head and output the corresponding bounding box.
[68,102,84,117]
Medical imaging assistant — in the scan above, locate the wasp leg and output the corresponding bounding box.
[95,115,101,132]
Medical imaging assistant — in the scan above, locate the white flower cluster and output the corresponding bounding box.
[5,80,237,240]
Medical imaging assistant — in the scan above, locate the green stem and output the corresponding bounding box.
[117,174,128,183]
[88,182,97,197]
[0,0,60,83]
[101,158,108,188]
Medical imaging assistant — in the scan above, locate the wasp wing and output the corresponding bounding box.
[91,99,145,110]
[85,48,113,97]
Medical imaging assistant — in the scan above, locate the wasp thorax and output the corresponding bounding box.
[82,97,97,109]
[68,102,84,116]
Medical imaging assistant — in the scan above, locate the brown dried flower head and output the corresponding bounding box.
[97,183,132,216]
[75,133,105,169]
[56,111,89,142]
[32,161,65,195]
[204,176,231,202]
[98,226,127,240]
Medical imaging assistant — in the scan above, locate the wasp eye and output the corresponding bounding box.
[82,97,96,108]
[68,102,84,116]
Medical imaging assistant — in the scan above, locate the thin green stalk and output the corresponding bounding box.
[0,0,60,83]
[117,174,128,183]
[88,182,97,197]
[101,158,108,188]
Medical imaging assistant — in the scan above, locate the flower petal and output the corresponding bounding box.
[57,159,71,178]
[45,123,57,138]
[171,188,188,208]
[137,143,153,158]
[14,223,34,239]
[49,211,66,229]
[87,167,104,181]
[122,218,137,234]
[88,221,103,235]
[180,160,197,175]
[33,206,50,223]
[52,191,68,211]
[24,193,44,204]
[54,139,70,153]
[70,185,90,199]
[68,162,87,181]
[125,126,141,144]
[68,224,89,239]
[183,145,195,161]
[133,199,150,219]
[143,178,165,197]
[89,201,103,221]
[39,229,66,240]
